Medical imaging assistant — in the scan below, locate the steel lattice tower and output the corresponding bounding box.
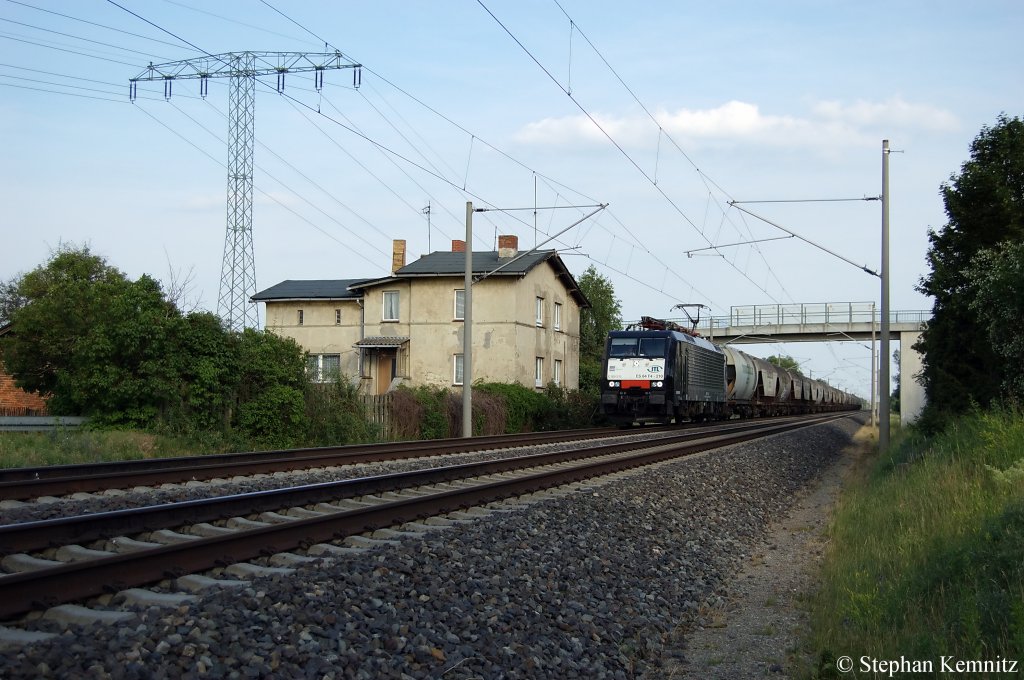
[131,52,361,331]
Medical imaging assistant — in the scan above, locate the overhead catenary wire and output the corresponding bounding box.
[475,0,784,308]
[545,0,796,303]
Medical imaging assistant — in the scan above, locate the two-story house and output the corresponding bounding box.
[252,236,589,394]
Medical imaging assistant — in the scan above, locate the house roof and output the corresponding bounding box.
[355,250,590,308]
[354,336,409,348]
[250,279,370,301]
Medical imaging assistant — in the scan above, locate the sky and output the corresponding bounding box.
[2,0,1022,400]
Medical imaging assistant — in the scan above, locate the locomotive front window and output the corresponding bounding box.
[609,338,638,357]
[638,338,666,357]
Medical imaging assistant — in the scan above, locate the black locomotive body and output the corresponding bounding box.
[600,325,727,425]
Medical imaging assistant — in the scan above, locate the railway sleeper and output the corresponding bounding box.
[174,574,248,593]
[113,588,196,609]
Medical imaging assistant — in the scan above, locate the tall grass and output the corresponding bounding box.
[0,428,231,469]
[807,406,1024,675]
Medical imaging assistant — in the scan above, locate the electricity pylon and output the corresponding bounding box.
[131,52,361,331]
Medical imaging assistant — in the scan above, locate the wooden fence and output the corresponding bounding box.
[361,393,395,440]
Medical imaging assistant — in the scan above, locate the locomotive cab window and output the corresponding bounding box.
[609,338,637,357]
[638,338,666,357]
[609,337,667,358]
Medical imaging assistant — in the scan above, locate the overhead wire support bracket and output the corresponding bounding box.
[473,203,607,284]
[685,234,794,258]
[727,201,880,277]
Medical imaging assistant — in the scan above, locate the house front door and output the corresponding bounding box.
[376,351,397,395]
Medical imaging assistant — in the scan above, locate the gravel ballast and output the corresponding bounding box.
[0,415,863,678]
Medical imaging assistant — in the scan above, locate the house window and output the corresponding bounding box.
[535,297,544,327]
[453,354,464,385]
[553,359,562,387]
[307,354,341,383]
[554,302,562,331]
[297,309,304,326]
[335,308,341,325]
[535,357,544,387]
[383,291,399,321]
[454,289,465,321]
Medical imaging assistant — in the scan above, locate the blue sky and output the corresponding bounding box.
[2,0,1022,399]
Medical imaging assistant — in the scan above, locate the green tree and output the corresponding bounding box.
[1,246,314,443]
[167,311,240,431]
[767,354,801,373]
[966,241,1024,398]
[916,114,1024,419]
[234,328,308,446]
[62,274,183,426]
[0,275,26,327]
[1,246,134,405]
[891,349,901,414]
[577,265,622,394]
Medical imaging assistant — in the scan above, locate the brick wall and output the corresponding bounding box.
[0,370,48,415]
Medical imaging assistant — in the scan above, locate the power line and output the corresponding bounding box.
[0,17,172,60]
[17,0,728,313]
[5,0,190,49]
[0,32,144,67]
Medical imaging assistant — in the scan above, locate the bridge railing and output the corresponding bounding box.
[669,302,930,334]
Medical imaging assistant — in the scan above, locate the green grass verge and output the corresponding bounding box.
[0,428,231,469]
[806,407,1024,676]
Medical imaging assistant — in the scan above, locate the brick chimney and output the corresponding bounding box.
[451,239,466,253]
[391,239,406,274]
[498,234,518,259]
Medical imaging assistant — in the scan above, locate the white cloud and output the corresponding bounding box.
[514,97,958,150]
[812,98,959,131]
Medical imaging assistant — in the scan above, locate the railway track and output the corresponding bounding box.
[0,426,639,501]
[0,413,846,622]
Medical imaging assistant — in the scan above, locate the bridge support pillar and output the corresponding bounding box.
[899,331,926,426]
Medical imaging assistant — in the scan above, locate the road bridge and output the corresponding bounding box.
[684,302,928,427]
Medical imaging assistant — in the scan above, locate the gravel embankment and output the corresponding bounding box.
[0,416,862,678]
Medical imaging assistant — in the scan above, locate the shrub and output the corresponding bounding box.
[304,378,377,446]
[475,382,547,432]
[236,384,306,449]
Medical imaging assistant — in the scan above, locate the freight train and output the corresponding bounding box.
[600,316,861,425]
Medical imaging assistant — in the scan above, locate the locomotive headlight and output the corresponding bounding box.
[654,381,663,388]
[608,381,619,388]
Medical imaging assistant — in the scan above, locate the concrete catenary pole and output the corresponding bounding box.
[462,202,474,438]
[871,301,877,428]
[880,140,891,451]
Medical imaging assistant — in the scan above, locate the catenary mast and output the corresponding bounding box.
[131,52,361,330]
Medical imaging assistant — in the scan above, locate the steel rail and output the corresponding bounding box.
[0,417,811,554]
[0,426,630,500]
[0,414,850,620]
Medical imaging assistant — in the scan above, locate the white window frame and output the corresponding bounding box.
[297,309,304,326]
[535,357,544,387]
[535,297,544,327]
[454,289,465,321]
[553,302,562,331]
[383,290,400,322]
[335,308,341,325]
[307,354,342,383]
[553,359,562,387]
[453,353,464,385]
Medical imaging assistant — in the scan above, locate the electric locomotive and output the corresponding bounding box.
[600,316,727,425]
